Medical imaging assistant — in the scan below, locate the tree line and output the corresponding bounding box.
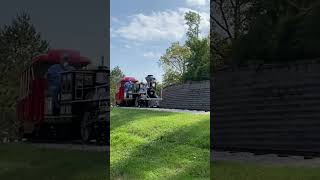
[211,0,320,68]
[160,11,210,86]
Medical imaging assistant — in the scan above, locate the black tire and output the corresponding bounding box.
[81,112,93,144]
[115,101,120,107]
[94,121,109,146]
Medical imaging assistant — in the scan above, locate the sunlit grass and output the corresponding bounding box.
[110,108,210,180]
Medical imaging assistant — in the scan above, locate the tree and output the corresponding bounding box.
[211,0,320,65]
[110,66,125,105]
[0,12,49,109]
[211,0,254,67]
[155,82,163,97]
[185,11,201,41]
[211,0,253,41]
[184,12,210,81]
[183,37,210,81]
[159,42,191,86]
[159,11,210,85]
[231,0,320,63]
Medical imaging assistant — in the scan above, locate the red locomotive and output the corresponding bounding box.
[115,75,162,107]
[16,49,109,144]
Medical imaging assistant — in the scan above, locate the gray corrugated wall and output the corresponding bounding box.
[212,61,320,155]
[160,81,210,111]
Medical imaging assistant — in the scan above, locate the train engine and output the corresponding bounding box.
[17,49,109,144]
[115,75,162,107]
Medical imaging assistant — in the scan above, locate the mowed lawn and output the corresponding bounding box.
[0,144,108,180]
[212,161,320,180]
[110,108,210,180]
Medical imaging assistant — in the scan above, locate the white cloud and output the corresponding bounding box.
[115,10,186,41]
[111,17,120,23]
[110,28,117,38]
[143,52,162,59]
[113,8,209,42]
[124,44,132,49]
[186,0,209,7]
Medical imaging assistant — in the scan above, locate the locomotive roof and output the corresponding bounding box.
[32,49,91,65]
[121,77,138,83]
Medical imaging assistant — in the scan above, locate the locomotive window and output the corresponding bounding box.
[76,74,83,80]
[84,74,93,85]
[67,73,72,91]
[76,74,84,87]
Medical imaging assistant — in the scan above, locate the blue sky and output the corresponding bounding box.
[111,0,210,83]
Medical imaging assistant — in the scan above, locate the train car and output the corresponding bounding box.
[115,75,162,107]
[16,49,109,144]
[115,77,138,106]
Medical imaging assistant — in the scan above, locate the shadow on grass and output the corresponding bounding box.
[111,118,210,180]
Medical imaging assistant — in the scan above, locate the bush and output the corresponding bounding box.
[232,4,320,64]
[0,109,19,143]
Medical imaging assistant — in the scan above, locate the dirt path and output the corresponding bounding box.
[118,107,210,114]
[212,151,320,167]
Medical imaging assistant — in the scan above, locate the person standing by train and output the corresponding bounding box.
[124,80,133,98]
[47,54,75,114]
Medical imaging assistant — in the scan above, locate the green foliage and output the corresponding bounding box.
[110,66,125,105]
[183,37,210,81]
[292,4,320,59]
[0,12,49,109]
[160,11,210,86]
[232,0,320,64]
[185,11,201,40]
[159,42,191,86]
[211,32,232,69]
[155,82,163,97]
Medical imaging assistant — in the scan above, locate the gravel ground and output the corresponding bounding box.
[30,143,109,152]
[212,151,320,167]
[118,107,210,114]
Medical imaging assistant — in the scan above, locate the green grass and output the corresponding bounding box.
[0,144,108,180]
[110,108,210,180]
[212,161,320,180]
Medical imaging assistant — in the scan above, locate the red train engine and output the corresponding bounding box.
[16,49,109,144]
